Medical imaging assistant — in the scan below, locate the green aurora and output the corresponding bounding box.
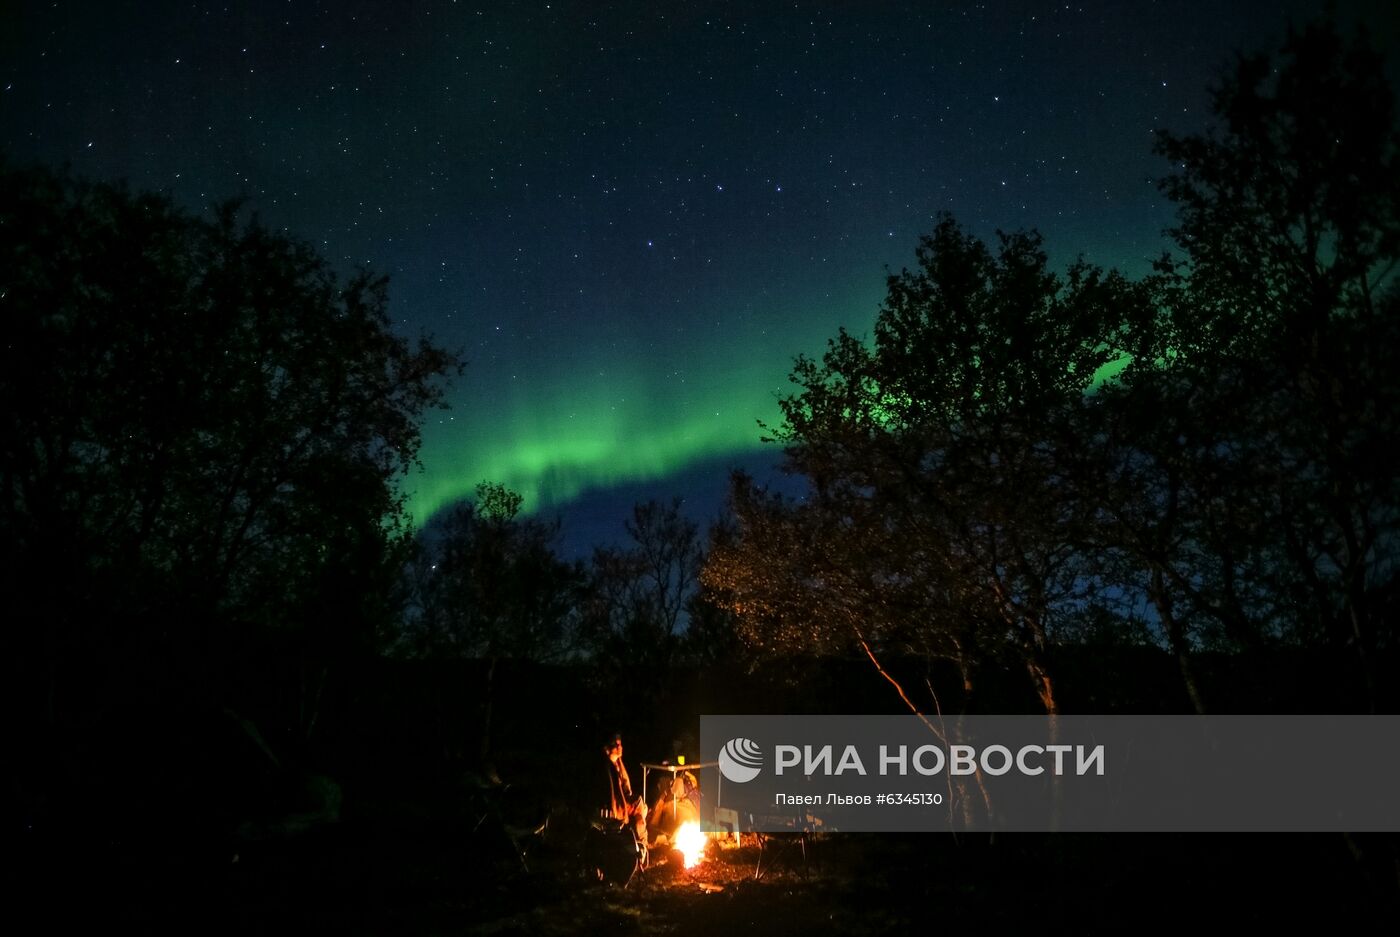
[404,278,888,524]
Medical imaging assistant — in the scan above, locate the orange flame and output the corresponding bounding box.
[675,821,706,869]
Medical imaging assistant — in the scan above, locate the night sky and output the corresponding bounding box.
[4,0,1394,551]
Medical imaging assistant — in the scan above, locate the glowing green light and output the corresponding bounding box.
[403,281,884,523]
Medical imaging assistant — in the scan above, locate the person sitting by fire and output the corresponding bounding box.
[602,732,646,844]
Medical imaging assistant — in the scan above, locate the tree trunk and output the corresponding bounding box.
[1025,654,1058,716]
[1149,566,1208,714]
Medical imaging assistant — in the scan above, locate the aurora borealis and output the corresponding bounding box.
[5,0,1390,535]
[410,276,886,521]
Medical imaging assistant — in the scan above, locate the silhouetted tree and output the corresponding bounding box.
[1,163,458,824]
[398,482,583,765]
[1092,20,1400,710]
[676,515,749,669]
[402,482,582,663]
[706,218,1142,714]
[582,498,703,710]
[708,20,1400,720]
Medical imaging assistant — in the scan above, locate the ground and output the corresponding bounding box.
[26,812,1393,933]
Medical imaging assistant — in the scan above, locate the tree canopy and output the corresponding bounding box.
[703,19,1400,715]
[400,482,583,663]
[1,162,460,726]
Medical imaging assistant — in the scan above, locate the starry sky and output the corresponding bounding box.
[4,0,1395,551]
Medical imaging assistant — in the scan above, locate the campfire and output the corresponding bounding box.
[642,757,720,871]
[674,821,706,869]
